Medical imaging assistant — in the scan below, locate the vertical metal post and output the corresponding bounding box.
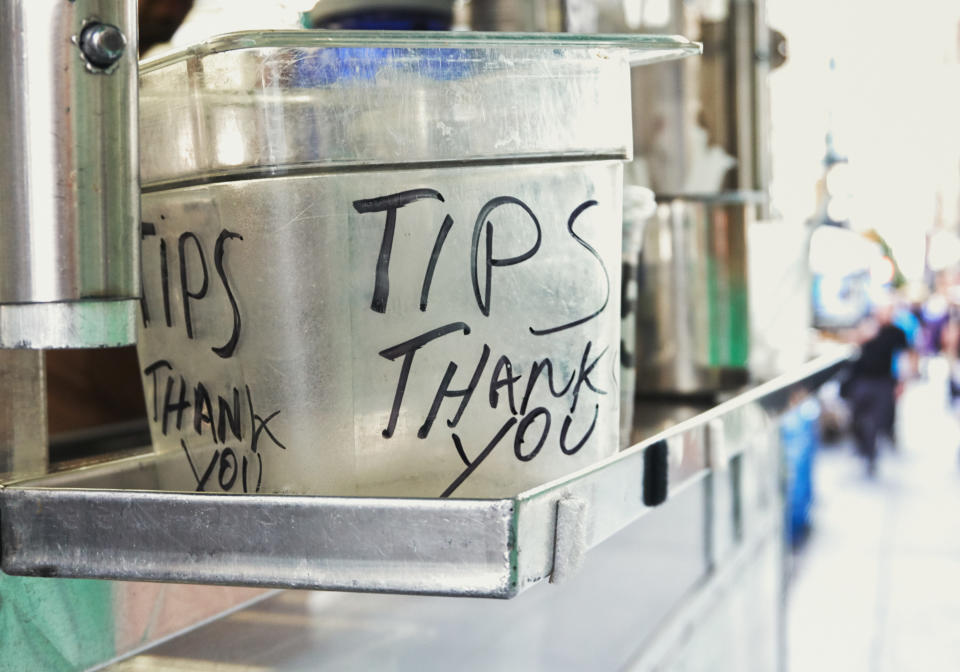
[0,351,47,481]
[0,0,138,473]
[0,0,139,349]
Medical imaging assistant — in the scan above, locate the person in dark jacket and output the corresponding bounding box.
[849,300,909,474]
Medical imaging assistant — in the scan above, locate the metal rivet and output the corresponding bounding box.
[79,22,126,70]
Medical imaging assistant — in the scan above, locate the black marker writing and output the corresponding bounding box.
[160,238,172,327]
[218,447,238,490]
[530,200,610,336]
[420,214,454,312]
[144,360,286,462]
[418,343,490,439]
[162,375,190,435]
[178,232,208,340]
[143,359,172,422]
[140,221,156,327]
[212,229,243,358]
[218,389,242,443]
[371,332,609,497]
[471,196,541,317]
[181,439,267,494]
[141,221,245,359]
[522,359,574,415]
[246,384,287,453]
[514,407,550,462]
[441,419,518,498]
[560,403,599,455]
[569,340,608,413]
[489,355,521,415]
[353,188,445,314]
[181,439,217,492]
[378,321,471,438]
[194,383,217,443]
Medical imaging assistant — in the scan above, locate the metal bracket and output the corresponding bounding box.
[550,496,588,585]
[0,350,851,596]
[706,418,728,471]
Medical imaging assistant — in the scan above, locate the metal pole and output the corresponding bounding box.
[0,0,139,349]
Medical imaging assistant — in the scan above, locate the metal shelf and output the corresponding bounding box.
[0,350,849,598]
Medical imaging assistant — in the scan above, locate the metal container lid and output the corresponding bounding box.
[139,30,699,189]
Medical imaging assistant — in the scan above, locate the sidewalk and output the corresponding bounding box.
[787,360,960,671]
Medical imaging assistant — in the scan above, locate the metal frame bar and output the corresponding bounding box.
[0,349,849,597]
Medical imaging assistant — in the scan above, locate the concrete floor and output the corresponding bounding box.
[787,359,960,671]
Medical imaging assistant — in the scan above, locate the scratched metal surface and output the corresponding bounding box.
[138,31,698,189]
[0,350,848,596]
[105,484,710,672]
[137,162,627,500]
[0,488,517,596]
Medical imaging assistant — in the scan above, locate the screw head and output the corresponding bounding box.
[79,22,126,70]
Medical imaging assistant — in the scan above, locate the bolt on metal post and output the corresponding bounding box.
[79,21,127,71]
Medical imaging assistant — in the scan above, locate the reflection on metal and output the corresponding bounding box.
[0,350,47,480]
[107,488,710,671]
[307,0,456,28]
[706,0,771,195]
[619,0,781,198]
[0,349,849,596]
[0,299,137,349]
[620,186,658,446]
[558,0,787,394]
[2,485,519,596]
[628,524,782,671]
[89,356,847,672]
[0,0,139,348]
[467,0,565,32]
[0,573,269,672]
[635,195,754,394]
[137,31,698,190]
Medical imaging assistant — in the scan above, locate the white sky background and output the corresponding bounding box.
[766,0,960,280]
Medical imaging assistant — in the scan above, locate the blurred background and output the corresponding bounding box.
[766,2,960,670]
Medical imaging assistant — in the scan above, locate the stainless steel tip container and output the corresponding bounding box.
[136,30,698,497]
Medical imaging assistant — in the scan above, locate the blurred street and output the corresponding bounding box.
[787,358,960,671]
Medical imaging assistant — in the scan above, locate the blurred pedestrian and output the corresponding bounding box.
[888,298,919,436]
[942,304,960,407]
[921,291,949,356]
[848,298,910,474]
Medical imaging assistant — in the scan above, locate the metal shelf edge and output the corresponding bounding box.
[0,348,849,596]
[0,487,519,598]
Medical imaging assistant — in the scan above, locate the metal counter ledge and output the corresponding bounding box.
[0,346,850,599]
